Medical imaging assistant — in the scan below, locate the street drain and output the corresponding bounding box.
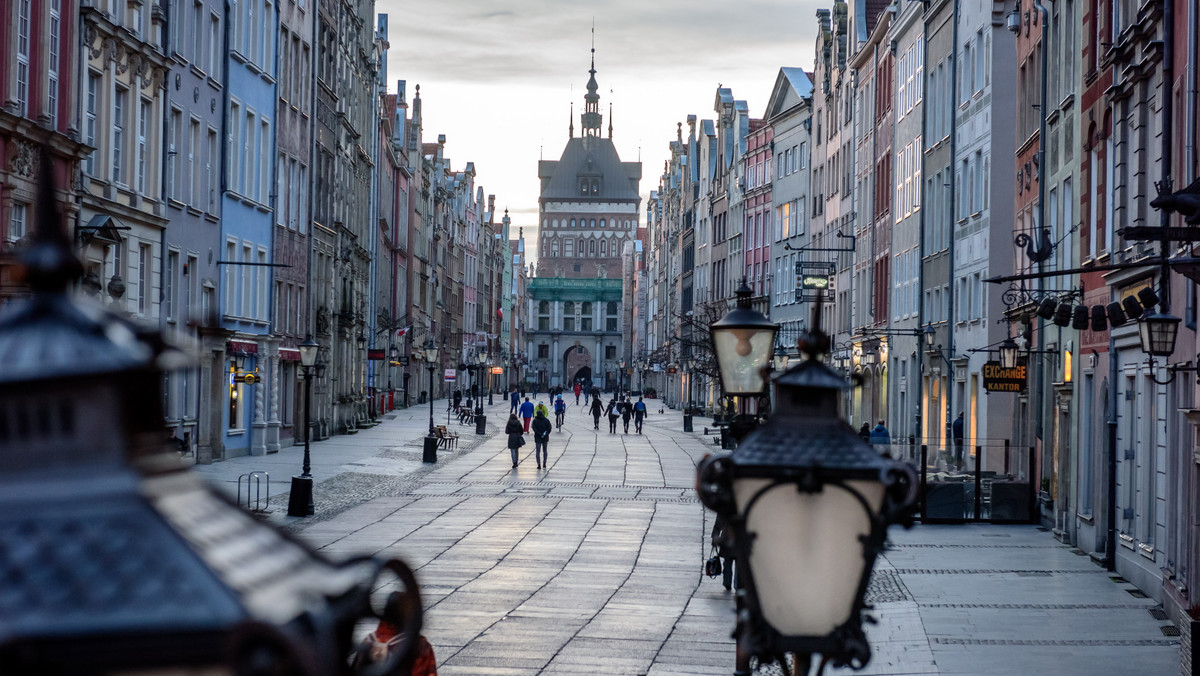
[1162,626,1181,637]
[1127,589,1149,598]
[1149,608,1169,621]
[1016,571,1053,577]
[1110,576,1128,583]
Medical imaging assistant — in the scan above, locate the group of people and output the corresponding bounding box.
[502,388,651,470]
[591,395,647,434]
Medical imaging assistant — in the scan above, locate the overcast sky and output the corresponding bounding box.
[377,0,824,263]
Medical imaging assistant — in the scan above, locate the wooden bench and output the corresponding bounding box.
[435,425,459,449]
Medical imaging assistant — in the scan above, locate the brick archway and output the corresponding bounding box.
[565,345,591,385]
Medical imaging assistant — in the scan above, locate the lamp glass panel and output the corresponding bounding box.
[999,343,1018,369]
[735,478,883,636]
[713,326,777,395]
[299,343,319,367]
[729,477,883,638]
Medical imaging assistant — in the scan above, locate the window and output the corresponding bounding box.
[605,345,616,359]
[538,344,549,358]
[48,0,61,126]
[136,99,149,193]
[224,240,237,313]
[16,0,31,117]
[113,87,128,185]
[85,74,100,175]
[8,204,27,243]
[210,13,221,75]
[168,108,182,198]
[192,0,204,68]
[165,250,178,321]
[257,247,268,320]
[138,244,151,315]
[206,128,218,211]
[229,100,241,191]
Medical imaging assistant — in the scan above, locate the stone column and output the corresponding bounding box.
[250,338,269,456]
[266,337,281,453]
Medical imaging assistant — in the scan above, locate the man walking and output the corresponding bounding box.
[869,420,891,446]
[621,397,633,434]
[633,397,647,434]
[531,408,552,470]
[590,396,603,430]
[509,387,519,415]
[519,397,534,433]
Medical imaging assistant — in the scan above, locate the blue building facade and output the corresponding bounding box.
[220,0,278,457]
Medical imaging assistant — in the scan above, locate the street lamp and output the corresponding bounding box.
[711,283,779,397]
[999,337,1020,369]
[619,359,627,394]
[696,336,918,672]
[288,334,320,517]
[1139,312,1181,357]
[423,342,439,434]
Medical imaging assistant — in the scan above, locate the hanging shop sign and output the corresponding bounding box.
[983,360,1028,392]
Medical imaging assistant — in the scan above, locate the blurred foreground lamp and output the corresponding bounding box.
[0,152,422,675]
[1139,312,1181,357]
[696,332,917,670]
[999,337,1020,369]
[710,283,779,396]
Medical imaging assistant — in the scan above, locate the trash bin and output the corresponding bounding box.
[475,414,487,435]
[423,435,438,463]
[683,413,693,433]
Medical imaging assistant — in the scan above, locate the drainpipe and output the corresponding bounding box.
[945,0,960,454]
[1032,0,1049,518]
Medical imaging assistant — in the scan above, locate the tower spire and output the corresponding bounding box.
[608,102,613,139]
[570,102,574,138]
[581,27,603,137]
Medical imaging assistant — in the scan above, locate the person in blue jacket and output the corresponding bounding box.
[868,420,891,446]
[519,397,535,432]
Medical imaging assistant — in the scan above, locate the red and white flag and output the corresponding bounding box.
[496,308,504,321]
[394,326,410,339]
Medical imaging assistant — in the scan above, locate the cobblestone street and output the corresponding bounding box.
[193,399,1182,675]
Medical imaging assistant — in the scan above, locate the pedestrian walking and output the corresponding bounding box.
[859,422,871,442]
[711,516,737,591]
[519,397,534,432]
[869,419,891,445]
[574,382,582,405]
[351,591,438,675]
[532,409,552,469]
[590,397,603,430]
[633,397,647,433]
[534,400,549,420]
[554,396,566,429]
[606,398,620,433]
[453,389,462,412]
[621,397,633,434]
[505,414,525,468]
[509,387,519,415]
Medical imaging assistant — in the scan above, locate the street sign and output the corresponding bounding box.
[368,348,385,361]
[795,261,836,300]
[444,368,457,382]
[490,366,504,375]
[983,360,1027,392]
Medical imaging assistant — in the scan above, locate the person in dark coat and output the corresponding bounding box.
[711,516,737,591]
[531,409,553,469]
[509,387,520,415]
[620,397,633,434]
[633,397,647,433]
[505,414,525,468]
[859,422,871,442]
[952,411,965,469]
[606,398,620,433]
[869,420,891,445]
[590,396,604,430]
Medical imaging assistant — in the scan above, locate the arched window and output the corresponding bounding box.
[589,239,596,254]
[550,238,560,256]
[600,239,607,256]
[600,219,606,228]
[552,219,558,229]
[607,301,618,315]
[590,219,596,228]
[582,302,592,314]
[539,301,550,314]
[564,301,575,315]
[570,218,576,228]
[564,238,574,257]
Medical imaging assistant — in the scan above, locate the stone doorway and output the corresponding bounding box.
[564,345,591,387]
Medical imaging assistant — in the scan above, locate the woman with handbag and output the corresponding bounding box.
[505,414,525,468]
[711,515,737,591]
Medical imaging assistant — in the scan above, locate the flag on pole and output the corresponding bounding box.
[394,326,410,339]
[497,308,504,320]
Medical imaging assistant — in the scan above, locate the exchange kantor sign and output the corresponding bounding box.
[982,360,1028,393]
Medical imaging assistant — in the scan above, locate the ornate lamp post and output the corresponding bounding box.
[998,337,1020,369]
[711,283,779,444]
[0,159,422,673]
[288,334,321,517]
[1139,312,1181,357]
[423,342,440,463]
[696,330,918,674]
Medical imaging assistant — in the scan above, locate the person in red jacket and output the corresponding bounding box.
[573,381,582,405]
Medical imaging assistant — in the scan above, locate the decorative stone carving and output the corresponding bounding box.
[316,306,330,334]
[9,141,38,178]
